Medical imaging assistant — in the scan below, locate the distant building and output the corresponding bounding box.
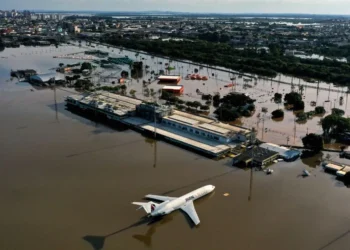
[23,10,31,18]
[29,73,64,86]
[30,14,38,20]
[232,146,279,168]
[259,143,300,162]
[162,85,184,95]
[157,75,181,85]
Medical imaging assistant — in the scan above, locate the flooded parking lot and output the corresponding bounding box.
[1,45,350,250]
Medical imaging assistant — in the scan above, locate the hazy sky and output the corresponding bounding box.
[3,0,350,14]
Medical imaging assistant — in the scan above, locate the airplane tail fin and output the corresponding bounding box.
[132,201,159,214]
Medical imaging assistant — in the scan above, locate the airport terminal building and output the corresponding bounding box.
[65,91,252,157]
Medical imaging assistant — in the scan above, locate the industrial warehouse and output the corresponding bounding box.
[65,91,252,157]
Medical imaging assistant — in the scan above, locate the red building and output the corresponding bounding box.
[158,75,181,84]
[162,85,184,95]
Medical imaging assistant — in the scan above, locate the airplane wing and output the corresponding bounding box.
[145,194,177,201]
[180,201,200,226]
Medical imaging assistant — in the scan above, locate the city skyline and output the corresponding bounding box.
[2,0,350,15]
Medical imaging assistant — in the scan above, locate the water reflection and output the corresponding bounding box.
[133,215,173,247]
[301,152,323,168]
[144,137,155,146]
[271,117,284,123]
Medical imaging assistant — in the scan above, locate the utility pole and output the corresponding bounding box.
[248,162,253,201]
[53,77,58,122]
[153,97,157,168]
[293,119,296,145]
[316,81,320,105]
[261,114,265,141]
[248,145,254,201]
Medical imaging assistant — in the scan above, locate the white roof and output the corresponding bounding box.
[259,143,289,155]
[325,163,344,171]
[162,85,183,90]
[166,115,198,126]
[158,75,180,80]
[141,124,230,155]
[198,123,230,135]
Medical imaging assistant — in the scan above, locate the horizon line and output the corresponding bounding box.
[4,9,350,16]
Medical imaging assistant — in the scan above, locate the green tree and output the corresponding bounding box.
[246,104,255,112]
[331,108,345,116]
[81,62,92,71]
[129,89,136,97]
[302,133,324,152]
[274,93,282,103]
[176,104,186,110]
[220,93,254,107]
[213,94,220,107]
[214,106,240,121]
[120,85,127,95]
[271,109,284,118]
[293,100,305,111]
[296,112,308,122]
[321,114,350,136]
[200,105,210,111]
[186,101,194,108]
[192,101,202,110]
[315,106,326,114]
[284,92,302,105]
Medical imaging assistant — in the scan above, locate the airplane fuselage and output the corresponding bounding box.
[150,185,215,217]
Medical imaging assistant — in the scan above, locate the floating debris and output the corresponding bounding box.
[223,193,230,197]
[265,168,274,175]
[302,170,311,177]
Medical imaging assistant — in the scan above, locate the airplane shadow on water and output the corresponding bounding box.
[83,193,215,250]
[83,216,157,250]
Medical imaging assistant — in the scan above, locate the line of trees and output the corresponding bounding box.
[100,35,350,85]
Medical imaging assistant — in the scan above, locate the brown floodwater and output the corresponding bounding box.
[1,46,350,250]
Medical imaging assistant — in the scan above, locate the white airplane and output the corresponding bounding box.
[132,185,215,226]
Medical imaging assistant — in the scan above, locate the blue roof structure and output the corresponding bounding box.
[283,149,301,161]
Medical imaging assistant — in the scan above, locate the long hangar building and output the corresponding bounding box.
[66,91,252,157]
